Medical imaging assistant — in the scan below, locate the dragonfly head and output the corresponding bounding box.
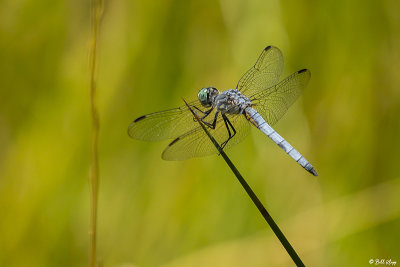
[198,87,219,108]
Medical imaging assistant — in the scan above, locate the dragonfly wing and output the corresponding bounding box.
[250,69,311,125]
[236,46,284,96]
[128,100,208,141]
[162,113,251,160]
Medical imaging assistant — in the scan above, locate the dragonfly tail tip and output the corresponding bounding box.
[309,168,318,177]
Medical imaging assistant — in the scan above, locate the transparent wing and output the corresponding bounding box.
[128,100,208,141]
[236,46,284,96]
[162,113,251,160]
[249,69,311,125]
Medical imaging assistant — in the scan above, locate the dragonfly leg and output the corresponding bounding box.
[192,106,218,126]
[201,111,219,129]
[191,106,219,129]
[220,114,236,149]
[192,106,213,118]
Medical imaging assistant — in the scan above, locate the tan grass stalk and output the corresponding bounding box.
[88,0,103,266]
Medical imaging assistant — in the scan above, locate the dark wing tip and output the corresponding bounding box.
[264,45,272,51]
[128,115,147,138]
[168,137,180,147]
[134,115,146,122]
[298,69,308,74]
[161,137,181,161]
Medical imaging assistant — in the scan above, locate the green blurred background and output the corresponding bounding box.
[1,0,399,266]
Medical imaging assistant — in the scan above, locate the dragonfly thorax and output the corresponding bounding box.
[214,89,252,114]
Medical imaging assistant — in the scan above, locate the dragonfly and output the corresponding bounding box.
[128,46,318,176]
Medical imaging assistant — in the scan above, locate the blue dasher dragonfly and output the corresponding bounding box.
[128,46,318,176]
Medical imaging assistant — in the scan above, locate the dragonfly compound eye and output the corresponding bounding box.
[198,88,210,107]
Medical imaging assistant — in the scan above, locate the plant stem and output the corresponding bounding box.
[89,0,103,266]
[183,99,305,267]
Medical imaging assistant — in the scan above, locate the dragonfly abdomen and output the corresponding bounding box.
[245,107,318,176]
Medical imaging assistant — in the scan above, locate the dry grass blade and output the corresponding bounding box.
[89,0,103,266]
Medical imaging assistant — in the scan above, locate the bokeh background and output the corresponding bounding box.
[1,0,400,266]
